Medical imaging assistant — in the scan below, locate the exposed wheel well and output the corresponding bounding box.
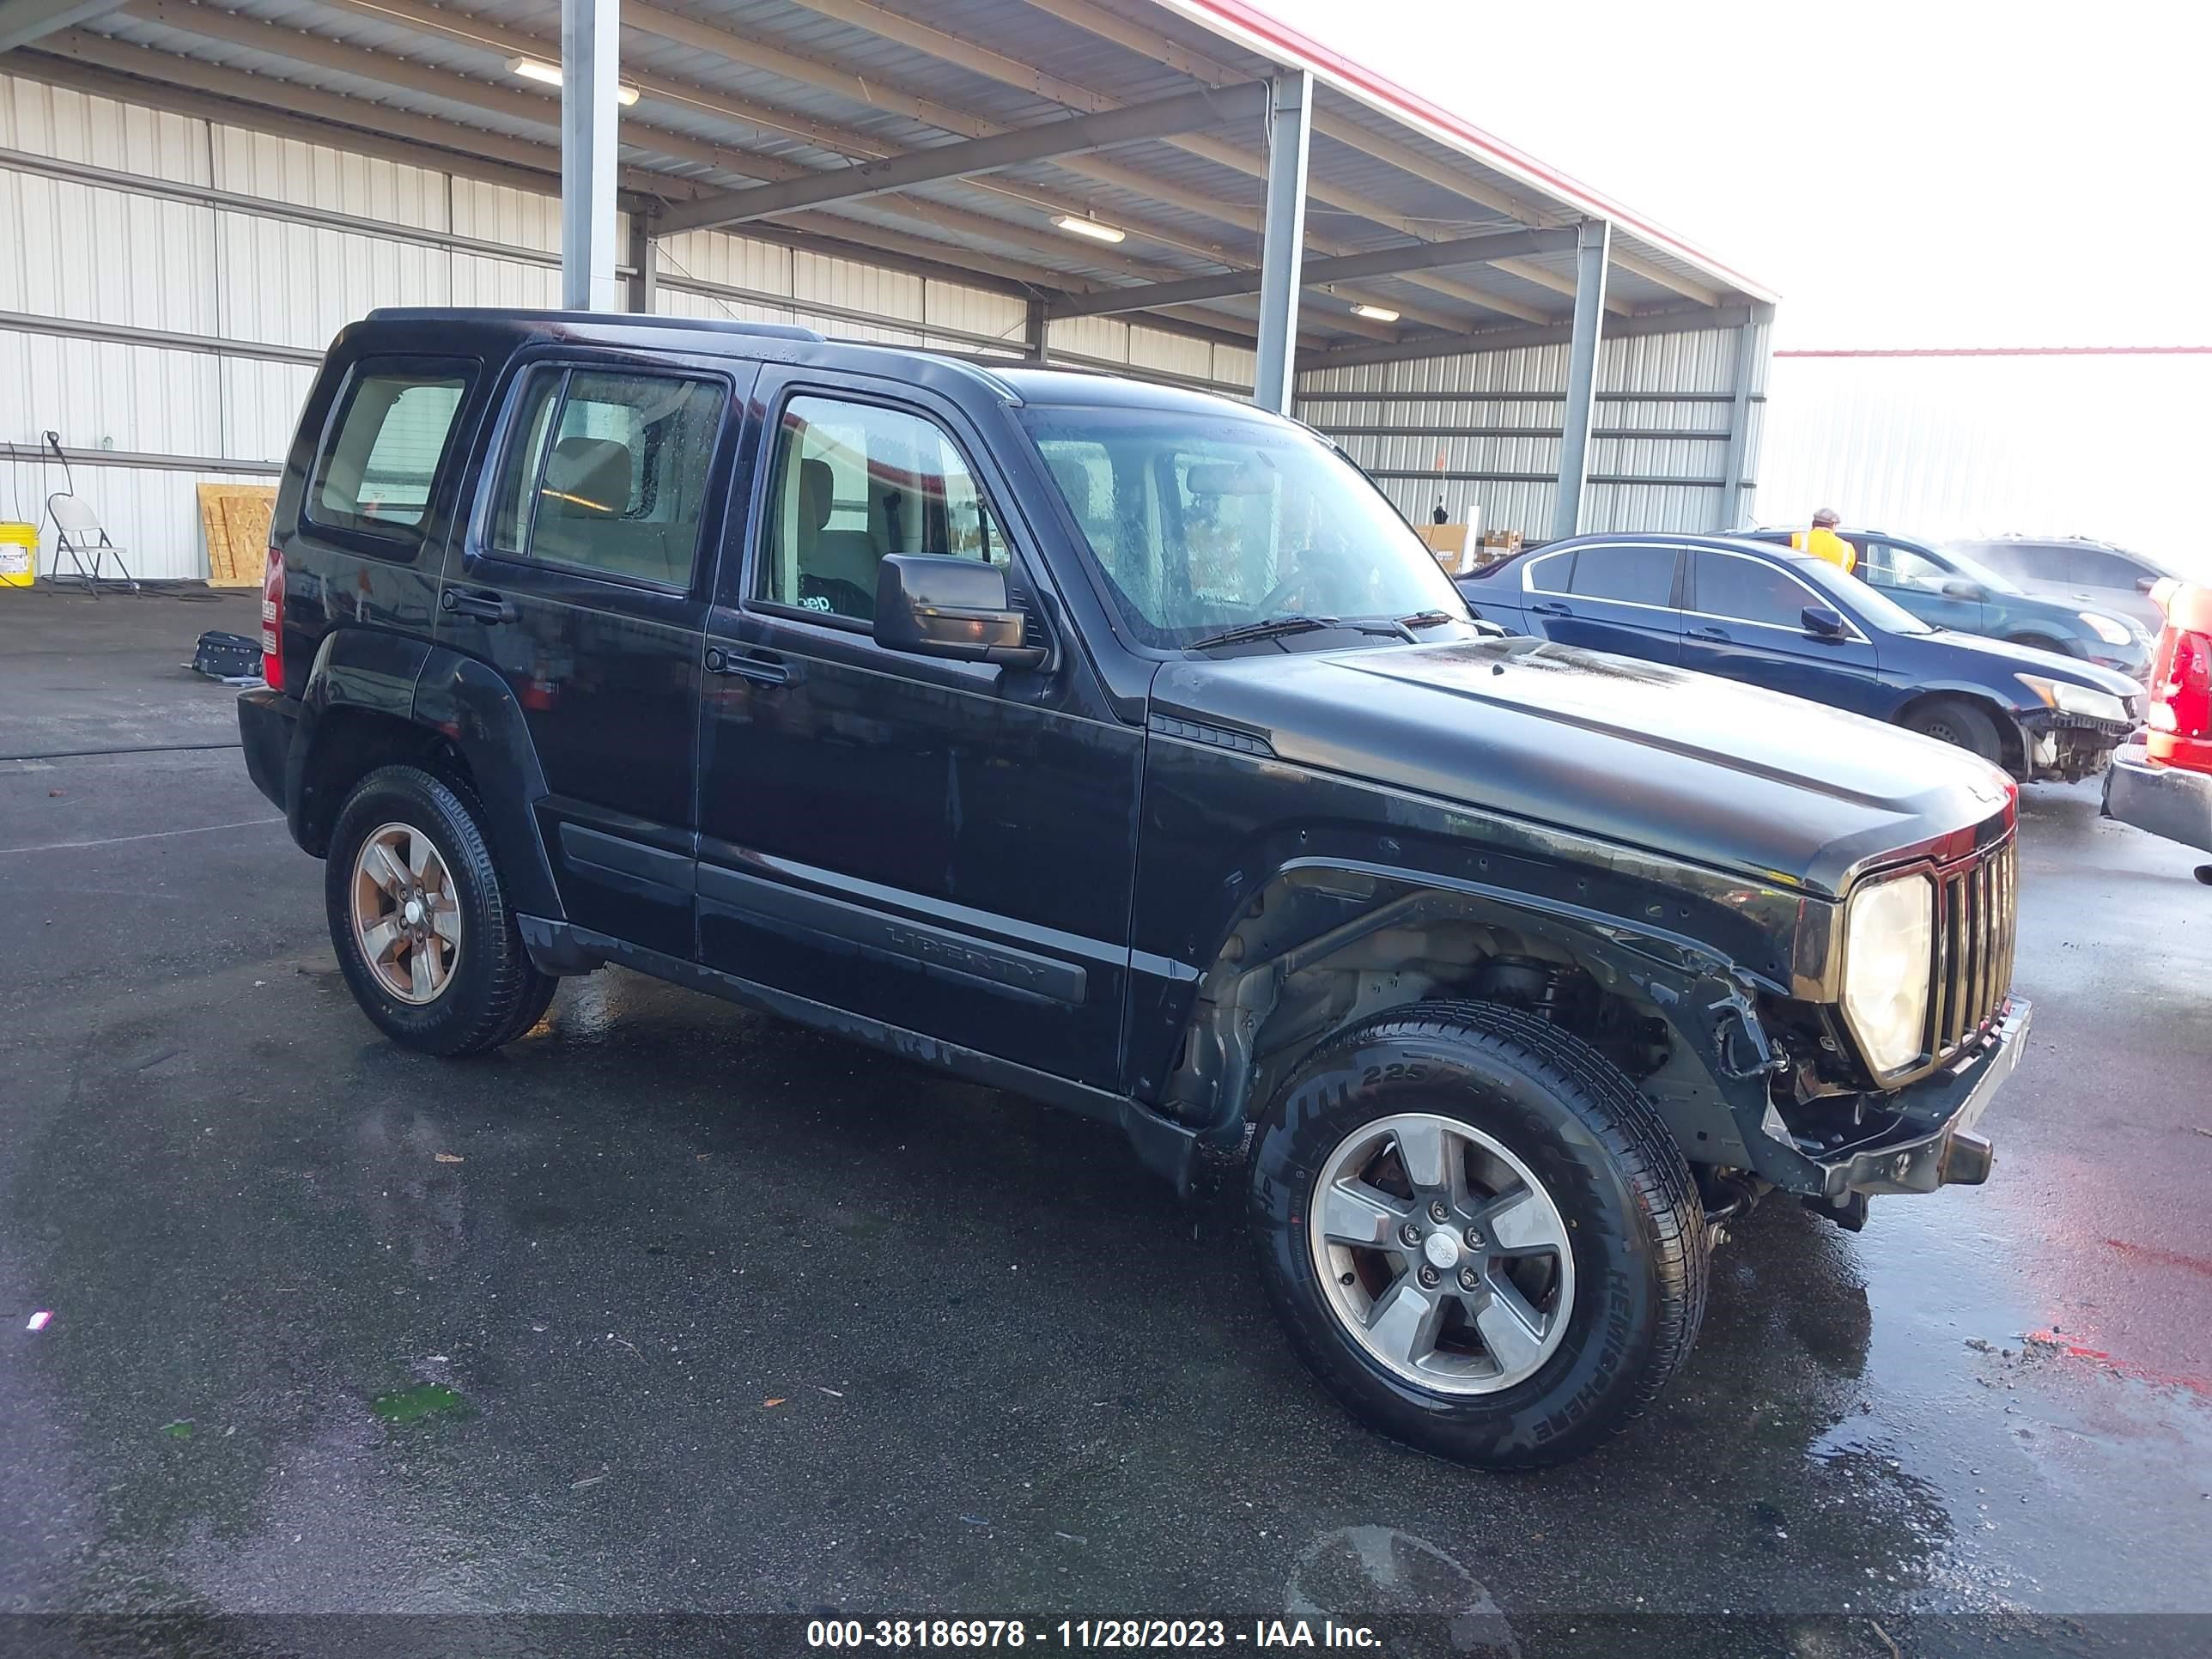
[1893,690,2023,776]
[296,707,477,857]
[1160,869,1699,1145]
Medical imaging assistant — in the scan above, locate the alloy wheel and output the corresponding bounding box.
[350,821,461,1005]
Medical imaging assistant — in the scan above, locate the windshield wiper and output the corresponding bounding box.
[1395,610,1459,630]
[1188,614,1418,651]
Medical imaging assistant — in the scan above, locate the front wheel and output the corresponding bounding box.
[325,765,556,1056]
[1249,1000,1710,1468]
[1903,696,2002,765]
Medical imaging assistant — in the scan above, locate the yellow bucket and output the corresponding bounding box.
[0,522,35,587]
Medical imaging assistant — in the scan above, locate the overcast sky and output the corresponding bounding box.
[1261,0,2210,349]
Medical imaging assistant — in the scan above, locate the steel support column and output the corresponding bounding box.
[1717,319,1758,529]
[1253,69,1310,416]
[1550,219,1610,540]
[1025,295,1049,365]
[627,216,657,314]
[561,0,621,311]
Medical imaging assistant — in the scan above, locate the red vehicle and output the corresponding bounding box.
[2106,580,2212,881]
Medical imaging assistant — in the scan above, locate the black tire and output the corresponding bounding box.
[1249,1000,1710,1468]
[1904,696,2002,764]
[325,764,556,1056]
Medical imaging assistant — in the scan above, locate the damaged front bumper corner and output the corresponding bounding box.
[1817,997,2031,1198]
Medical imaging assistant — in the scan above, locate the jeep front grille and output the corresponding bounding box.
[1932,838,2016,1056]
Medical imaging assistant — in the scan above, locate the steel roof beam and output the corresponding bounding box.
[1048,227,1577,319]
[656,81,1268,235]
[0,0,125,50]
[1302,303,1774,373]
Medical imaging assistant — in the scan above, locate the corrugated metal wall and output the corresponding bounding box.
[1296,321,1769,539]
[1759,351,2208,561]
[0,70,1038,580]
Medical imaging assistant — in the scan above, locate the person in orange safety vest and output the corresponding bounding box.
[1791,507,1856,574]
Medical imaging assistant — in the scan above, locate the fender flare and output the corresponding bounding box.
[288,629,562,919]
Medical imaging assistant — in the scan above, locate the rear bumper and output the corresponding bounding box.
[237,686,297,815]
[2104,743,2212,854]
[1816,996,2030,1197]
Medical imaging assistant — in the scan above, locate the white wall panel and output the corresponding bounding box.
[0,74,208,181]
[449,253,562,310]
[216,213,452,349]
[211,125,447,228]
[0,173,216,334]
[656,228,793,296]
[450,179,562,253]
[222,358,319,467]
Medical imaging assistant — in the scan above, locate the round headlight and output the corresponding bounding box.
[1843,874,1934,1079]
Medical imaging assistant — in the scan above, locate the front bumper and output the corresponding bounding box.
[1815,996,2031,1197]
[2019,709,2130,780]
[2104,743,2212,854]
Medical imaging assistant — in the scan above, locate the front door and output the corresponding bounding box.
[694,372,1140,1088]
[1855,537,1990,635]
[434,356,749,958]
[1678,547,1883,715]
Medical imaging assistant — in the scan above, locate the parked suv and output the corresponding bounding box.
[240,310,2029,1468]
[1950,536,2179,635]
[1741,526,2151,677]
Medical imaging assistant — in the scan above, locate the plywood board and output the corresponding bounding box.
[198,484,276,587]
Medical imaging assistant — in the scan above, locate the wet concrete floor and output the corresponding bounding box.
[3,589,2208,1655]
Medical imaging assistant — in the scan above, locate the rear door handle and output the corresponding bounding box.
[704,647,789,685]
[441,586,517,623]
[1529,600,1572,617]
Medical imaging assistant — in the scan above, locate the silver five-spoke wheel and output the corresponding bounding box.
[1308,1111,1575,1394]
[349,821,460,1006]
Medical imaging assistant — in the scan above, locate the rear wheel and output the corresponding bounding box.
[325,764,555,1056]
[1249,1000,1710,1468]
[1904,696,2002,764]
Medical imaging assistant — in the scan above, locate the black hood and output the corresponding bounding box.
[1149,637,2015,898]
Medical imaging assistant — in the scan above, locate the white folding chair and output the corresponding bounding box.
[46,492,137,592]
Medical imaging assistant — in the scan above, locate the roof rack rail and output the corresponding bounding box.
[363,307,824,342]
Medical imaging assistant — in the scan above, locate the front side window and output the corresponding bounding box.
[1691,551,1823,629]
[757,395,1008,623]
[1861,540,1950,592]
[1019,405,1465,649]
[1568,544,1676,607]
[2071,547,2153,588]
[487,368,723,587]
[311,366,468,535]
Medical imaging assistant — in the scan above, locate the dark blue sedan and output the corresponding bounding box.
[1456,533,2143,783]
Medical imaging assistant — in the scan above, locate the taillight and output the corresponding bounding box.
[261,544,285,689]
[2149,629,2210,739]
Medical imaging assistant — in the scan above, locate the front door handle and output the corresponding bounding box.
[1529,600,1572,617]
[441,587,517,623]
[1689,623,1731,641]
[704,647,789,685]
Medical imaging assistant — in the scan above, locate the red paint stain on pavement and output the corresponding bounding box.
[2023,1329,2212,1400]
[2102,1237,2212,1280]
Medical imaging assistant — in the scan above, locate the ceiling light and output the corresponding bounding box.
[1350,303,1400,322]
[1053,214,1127,245]
[508,56,641,106]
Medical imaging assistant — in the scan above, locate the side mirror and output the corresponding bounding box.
[1802,604,1847,638]
[2136,575,2160,595]
[1940,579,1986,602]
[874,554,1048,669]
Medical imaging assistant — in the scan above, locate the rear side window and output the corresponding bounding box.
[1568,544,1675,606]
[310,367,468,536]
[2071,547,2151,587]
[486,367,725,588]
[1974,541,2072,582]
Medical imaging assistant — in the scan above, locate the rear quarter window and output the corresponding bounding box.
[307,364,471,541]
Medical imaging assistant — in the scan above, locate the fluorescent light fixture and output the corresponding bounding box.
[508,56,641,106]
[1053,213,1127,245]
[1350,303,1401,322]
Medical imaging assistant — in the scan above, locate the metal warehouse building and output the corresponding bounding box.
[0,0,1777,580]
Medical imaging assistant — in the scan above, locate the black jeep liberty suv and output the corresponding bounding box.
[239,310,2027,1467]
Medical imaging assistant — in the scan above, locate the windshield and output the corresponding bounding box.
[1018,404,1468,649]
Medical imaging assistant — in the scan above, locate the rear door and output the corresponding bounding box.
[1679,546,1884,714]
[434,354,751,958]
[1516,542,1684,664]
